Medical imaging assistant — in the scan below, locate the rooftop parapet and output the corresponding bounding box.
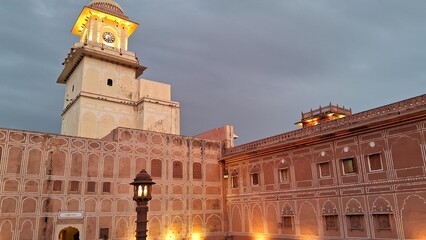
[296,104,352,128]
[224,94,426,157]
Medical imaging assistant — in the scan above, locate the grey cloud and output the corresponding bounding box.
[0,0,425,144]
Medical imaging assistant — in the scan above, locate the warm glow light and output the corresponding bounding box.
[137,185,143,197]
[72,7,138,36]
[300,236,320,240]
[166,229,176,240]
[255,235,267,240]
[191,233,201,240]
[143,185,148,197]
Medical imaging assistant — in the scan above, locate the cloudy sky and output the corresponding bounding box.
[0,0,425,145]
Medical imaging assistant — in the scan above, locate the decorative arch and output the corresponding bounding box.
[66,198,80,211]
[401,195,426,239]
[371,196,393,212]
[7,146,23,174]
[87,153,99,177]
[192,199,202,211]
[24,180,39,192]
[3,179,19,192]
[262,161,275,185]
[173,161,183,179]
[118,156,131,178]
[231,169,239,188]
[193,162,202,180]
[103,154,114,178]
[243,204,250,233]
[0,220,13,240]
[250,165,261,186]
[100,199,112,212]
[27,148,42,174]
[345,198,364,213]
[84,198,97,212]
[170,216,183,238]
[116,199,130,212]
[231,205,243,232]
[344,198,366,233]
[282,203,294,215]
[19,219,34,240]
[1,197,17,213]
[277,158,290,169]
[192,215,203,234]
[115,218,129,239]
[151,184,162,195]
[250,165,260,173]
[172,184,183,194]
[151,159,162,178]
[391,136,423,170]
[22,198,37,213]
[150,199,162,211]
[298,201,319,236]
[266,203,279,234]
[70,152,83,177]
[172,198,183,211]
[206,214,222,233]
[322,200,338,214]
[251,203,264,233]
[148,216,161,237]
[50,150,66,176]
[42,198,62,213]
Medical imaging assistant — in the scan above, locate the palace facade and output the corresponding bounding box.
[1,0,426,240]
[223,94,426,240]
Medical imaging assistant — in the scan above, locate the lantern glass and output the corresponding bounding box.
[137,185,143,197]
[143,185,148,197]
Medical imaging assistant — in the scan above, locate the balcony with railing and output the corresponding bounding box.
[296,104,352,128]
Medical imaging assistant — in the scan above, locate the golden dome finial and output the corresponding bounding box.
[88,0,128,19]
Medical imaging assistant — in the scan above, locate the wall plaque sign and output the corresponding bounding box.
[58,211,84,219]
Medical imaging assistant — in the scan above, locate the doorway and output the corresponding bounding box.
[58,226,79,240]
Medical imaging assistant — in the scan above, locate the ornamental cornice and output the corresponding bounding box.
[223,94,426,158]
[226,175,426,200]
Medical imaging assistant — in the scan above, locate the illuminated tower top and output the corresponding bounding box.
[56,0,180,139]
[71,0,138,51]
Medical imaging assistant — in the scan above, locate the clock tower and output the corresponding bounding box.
[57,0,180,139]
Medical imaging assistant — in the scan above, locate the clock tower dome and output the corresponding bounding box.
[57,0,180,138]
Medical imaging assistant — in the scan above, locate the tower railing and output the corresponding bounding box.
[72,41,136,58]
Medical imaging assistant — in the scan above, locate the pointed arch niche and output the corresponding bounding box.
[401,195,426,239]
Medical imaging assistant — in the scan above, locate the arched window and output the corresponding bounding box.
[250,165,260,186]
[231,169,239,188]
[173,161,183,179]
[151,159,162,178]
[193,162,202,180]
[107,79,113,86]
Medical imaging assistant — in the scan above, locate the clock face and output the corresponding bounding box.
[102,32,115,43]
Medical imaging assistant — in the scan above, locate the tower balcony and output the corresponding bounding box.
[72,41,136,60]
[57,41,146,84]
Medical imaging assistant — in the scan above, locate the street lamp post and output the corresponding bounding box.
[131,169,155,240]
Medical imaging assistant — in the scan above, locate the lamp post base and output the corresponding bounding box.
[136,201,149,240]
